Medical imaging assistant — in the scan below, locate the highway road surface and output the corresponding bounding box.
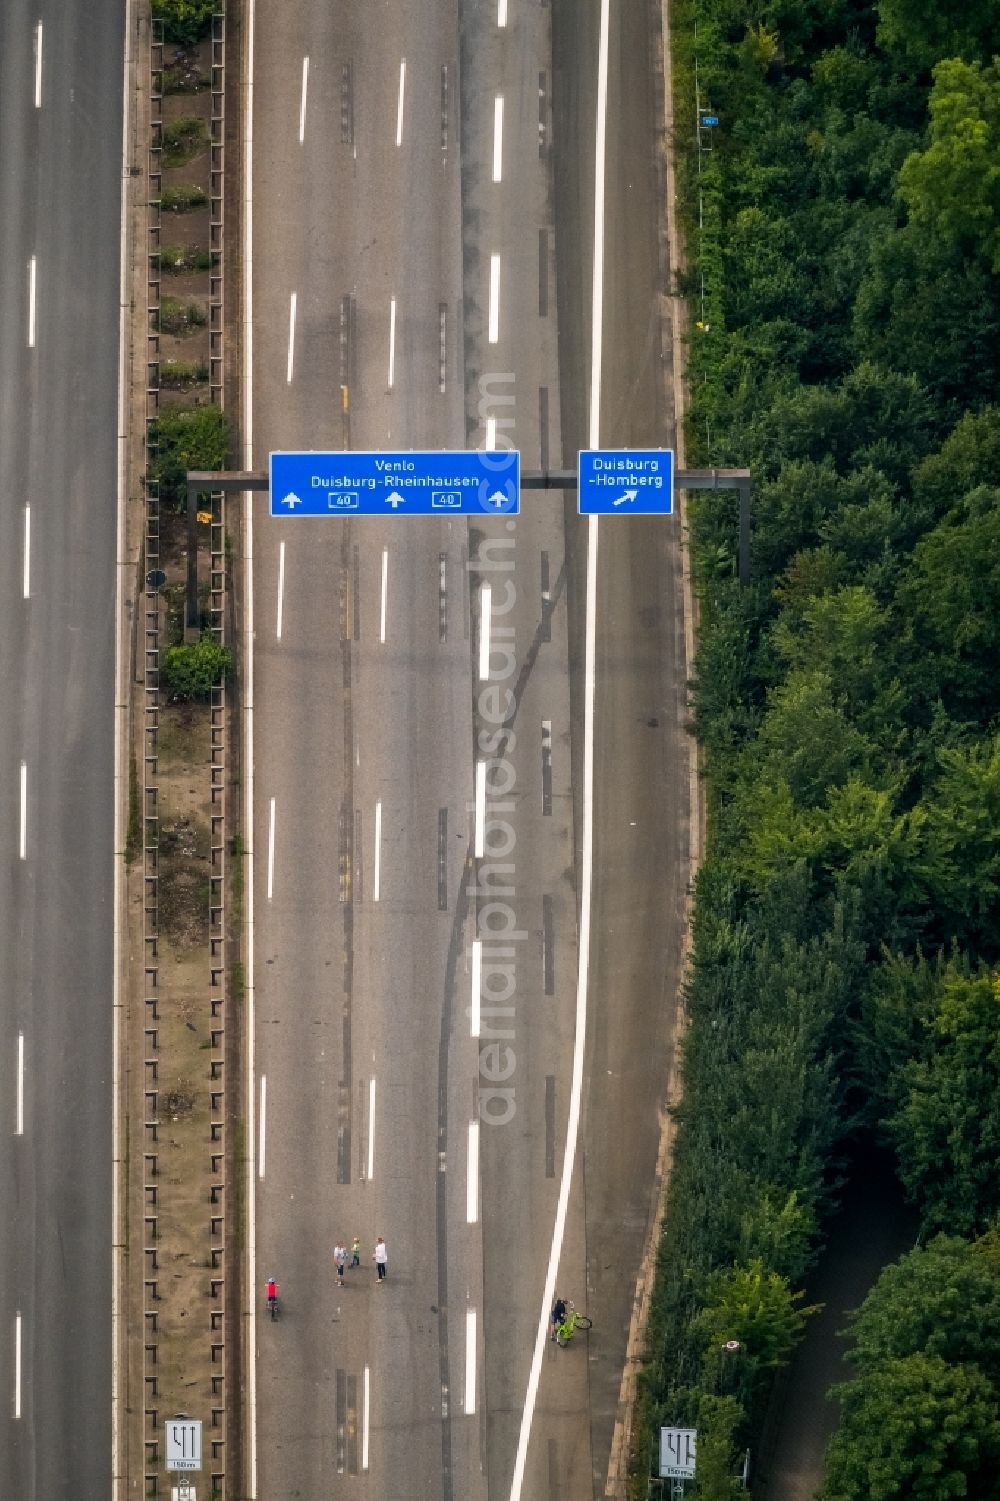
[246,0,690,1497]
[0,2,122,1496]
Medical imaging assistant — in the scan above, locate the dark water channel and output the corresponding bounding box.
[754,1147,919,1500]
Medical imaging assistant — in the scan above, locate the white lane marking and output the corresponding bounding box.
[27,256,37,348]
[485,416,497,450]
[19,763,27,861]
[395,58,406,146]
[286,291,297,384]
[493,95,504,182]
[465,1307,477,1414]
[266,797,275,900]
[13,1313,22,1418]
[479,584,492,680]
[243,0,259,1487]
[466,1119,479,1222]
[388,297,397,390]
[379,546,389,643]
[276,540,285,640]
[470,939,482,1038]
[373,800,383,902]
[474,761,486,858]
[488,253,500,344]
[498,0,508,26]
[298,55,309,143]
[508,0,608,1491]
[23,506,30,599]
[258,1075,267,1179]
[367,1077,376,1180]
[34,22,43,108]
[16,1033,24,1136]
[362,1366,370,1470]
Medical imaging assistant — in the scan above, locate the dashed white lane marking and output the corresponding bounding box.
[286,291,297,383]
[19,762,27,861]
[13,1313,22,1418]
[379,546,389,643]
[396,58,406,146]
[479,583,492,680]
[258,1075,267,1179]
[466,1119,479,1223]
[485,416,497,450]
[266,797,276,900]
[470,938,482,1038]
[493,95,504,182]
[362,1366,370,1470]
[276,540,285,640]
[367,1077,376,1180]
[465,1307,477,1415]
[388,297,397,390]
[34,22,43,108]
[27,256,37,348]
[298,55,309,143]
[474,762,486,858]
[16,1032,24,1136]
[497,0,508,26]
[488,253,500,344]
[373,800,383,902]
[23,506,30,599]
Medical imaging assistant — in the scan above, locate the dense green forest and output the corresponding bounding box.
[634,1,1000,1495]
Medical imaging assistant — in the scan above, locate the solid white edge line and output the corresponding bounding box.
[474,761,486,858]
[470,938,482,1038]
[27,255,36,348]
[23,505,30,599]
[466,1119,479,1222]
[488,253,500,344]
[276,539,285,639]
[112,5,136,1491]
[298,55,309,144]
[34,21,43,108]
[362,1365,371,1470]
[286,291,297,384]
[266,796,276,900]
[16,1033,24,1137]
[13,1313,21,1418]
[373,800,383,902]
[508,0,608,1492]
[258,1075,267,1179]
[465,1306,477,1415]
[493,94,504,182]
[388,297,397,390]
[380,546,389,643]
[244,0,259,1487]
[367,1078,376,1180]
[19,762,27,861]
[396,57,406,146]
[479,583,492,680]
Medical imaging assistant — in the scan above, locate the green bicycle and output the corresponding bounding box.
[556,1302,593,1347]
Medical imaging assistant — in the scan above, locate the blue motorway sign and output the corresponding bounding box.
[269,450,520,517]
[700,113,720,127]
[578,449,674,515]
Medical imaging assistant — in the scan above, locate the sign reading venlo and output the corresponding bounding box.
[269,450,520,517]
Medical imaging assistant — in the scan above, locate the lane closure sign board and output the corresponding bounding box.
[577,448,674,515]
[269,450,520,517]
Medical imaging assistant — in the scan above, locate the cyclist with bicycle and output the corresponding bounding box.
[550,1295,567,1342]
[265,1277,278,1319]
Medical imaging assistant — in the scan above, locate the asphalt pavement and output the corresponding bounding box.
[0,2,121,1496]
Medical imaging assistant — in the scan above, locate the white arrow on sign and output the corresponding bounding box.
[385,490,406,509]
[486,490,508,509]
[613,489,638,507]
[281,492,303,508]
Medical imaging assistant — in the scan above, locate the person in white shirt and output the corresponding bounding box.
[373,1236,388,1282]
[334,1242,347,1285]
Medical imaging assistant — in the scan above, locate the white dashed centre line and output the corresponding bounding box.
[379,546,389,643]
[286,291,297,383]
[362,1366,371,1470]
[396,58,406,146]
[479,584,492,680]
[387,298,397,390]
[258,1075,267,1179]
[485,416,497,450]
[465,1307,477,1414]
[34,22,43,108]
[367,1078,376,1180]
[373,800,383,902]
[13,1313,22,1419]
[493,95,504,182]
[470,938,482,1038]
[16,1032,24,1136]
[266,796,276,900]
[23,506,30,599]
[498,0,508,26]
[488,253,501,344]
[298,56,309,143]
[276,540,285,640]
[19,762,27,861]
[27,256,37,348]
[474,761,486,858]
[466,1119,479,1222]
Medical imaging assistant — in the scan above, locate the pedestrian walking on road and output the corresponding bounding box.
[373,1236,388,1282]
[334,1242,347,1286]
[351,1236,361,1268]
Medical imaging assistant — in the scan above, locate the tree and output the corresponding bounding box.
[876,0,1000,68]
[152,0,215,46]
[821,1353,1000,1500]
[149,404,230,509]
[162,637,233,700]
[692,1259,820,1373]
